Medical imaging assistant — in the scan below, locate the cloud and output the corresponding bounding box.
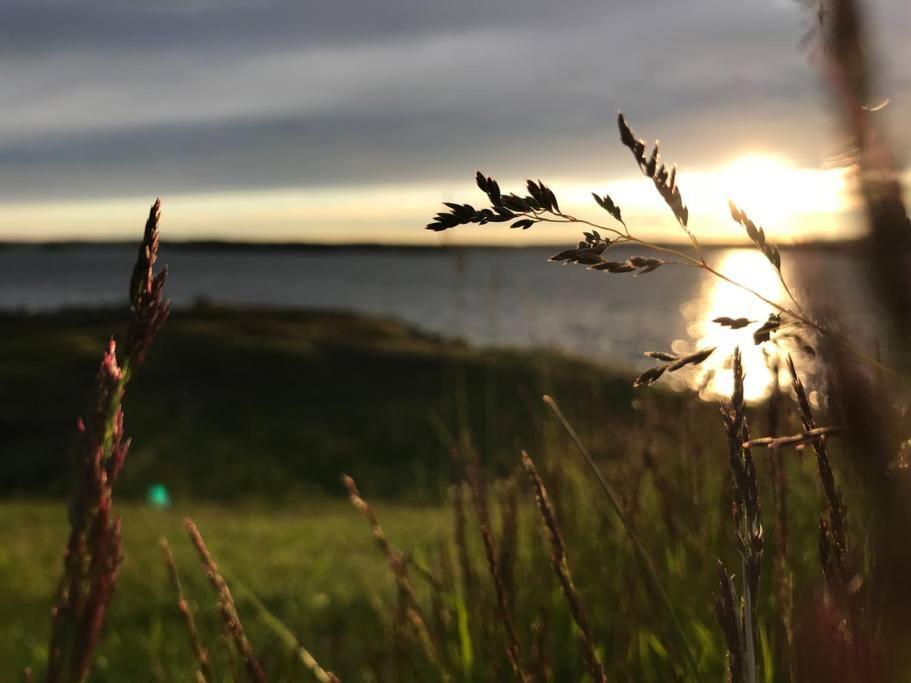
[0,0,907,213]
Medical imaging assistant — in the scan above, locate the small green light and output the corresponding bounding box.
[147,484,171,508]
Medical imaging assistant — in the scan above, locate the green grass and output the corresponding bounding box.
[0,305,645,500]
[1,436,833,682]
[1,305,840,681]
[0,498,450,681]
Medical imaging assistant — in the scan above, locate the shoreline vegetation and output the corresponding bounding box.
[2,301,732,681]
[1,304,701,501]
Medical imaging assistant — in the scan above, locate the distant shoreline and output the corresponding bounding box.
[0,238,865,252]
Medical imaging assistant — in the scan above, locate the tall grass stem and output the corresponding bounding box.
[542,394,699,678]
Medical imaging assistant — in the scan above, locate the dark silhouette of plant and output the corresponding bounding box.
[45,200,169,683]
[715,349,763,683]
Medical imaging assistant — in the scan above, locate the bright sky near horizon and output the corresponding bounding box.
[1,0,909,244]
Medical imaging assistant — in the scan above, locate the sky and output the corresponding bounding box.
[0,0,909,244]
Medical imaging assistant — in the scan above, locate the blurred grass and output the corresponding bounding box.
[0,498,450,681]
[1,305,843,681]
[0,305,644,500]
[1,438,830,682]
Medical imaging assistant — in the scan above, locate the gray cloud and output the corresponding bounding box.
[0,0,907,202]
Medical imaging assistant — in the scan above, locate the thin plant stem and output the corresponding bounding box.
[521,451,606,683]
[219,566,341,683]
[184,519,266,683]
[460,445,531,683]
[542,394,700,678]
[160,538,213,683]
[717,348,762,683]
[342,475,449,681]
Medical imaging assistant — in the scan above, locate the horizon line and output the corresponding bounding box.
[0,237,865,251]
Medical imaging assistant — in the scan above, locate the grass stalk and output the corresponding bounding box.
[521,450,606,683]
[497,476,520,619]
[716,348,762,683]
[763,359,796,682]
[786,357,852,593]
[341,474,448,680]
[160,537,213,683]
[219,566,341,683]
[184,519,266,683]
[45,200,169,683]
[460,443,531,683]
[542,394,699,677]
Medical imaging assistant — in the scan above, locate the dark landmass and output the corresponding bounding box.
[0,305,703,500]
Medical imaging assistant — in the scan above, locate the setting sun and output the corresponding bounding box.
[718,154,850,232]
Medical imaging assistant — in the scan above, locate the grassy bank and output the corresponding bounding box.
[1,305,854,681]
[1,304,745,681]
[0,305,659,500]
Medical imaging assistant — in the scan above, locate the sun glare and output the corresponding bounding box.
[718,154,849,232]
[723,155,794,223]
[680,249,789,401]
[558,153,852,245]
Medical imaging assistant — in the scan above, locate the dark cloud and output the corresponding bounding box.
[0,0,907,202]
[0,0,606,57]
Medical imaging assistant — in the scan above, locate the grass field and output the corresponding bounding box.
[0,305,643,501]
[3,306,714,681]
[0,306,856,681]
[1,499,451,681]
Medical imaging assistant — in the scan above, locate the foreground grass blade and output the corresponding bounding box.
[218,566,341,683]
[45,200,170,683]
[461,445,531,683]
[542,394,700,678]
[160,537,213,682]
[184,519,266,683]
[521,450,607,683]
[343,474,449,681]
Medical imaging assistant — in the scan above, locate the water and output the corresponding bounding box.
[0,243,877,398]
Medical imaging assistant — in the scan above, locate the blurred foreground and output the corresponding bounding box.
[1,305,859,681]
[0,305,646,501]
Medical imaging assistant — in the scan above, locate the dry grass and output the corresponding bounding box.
[160,536,213,682]
[184,518,266,683]
[342,474,447,680]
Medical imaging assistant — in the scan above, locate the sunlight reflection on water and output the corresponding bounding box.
[678,249,794,402]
